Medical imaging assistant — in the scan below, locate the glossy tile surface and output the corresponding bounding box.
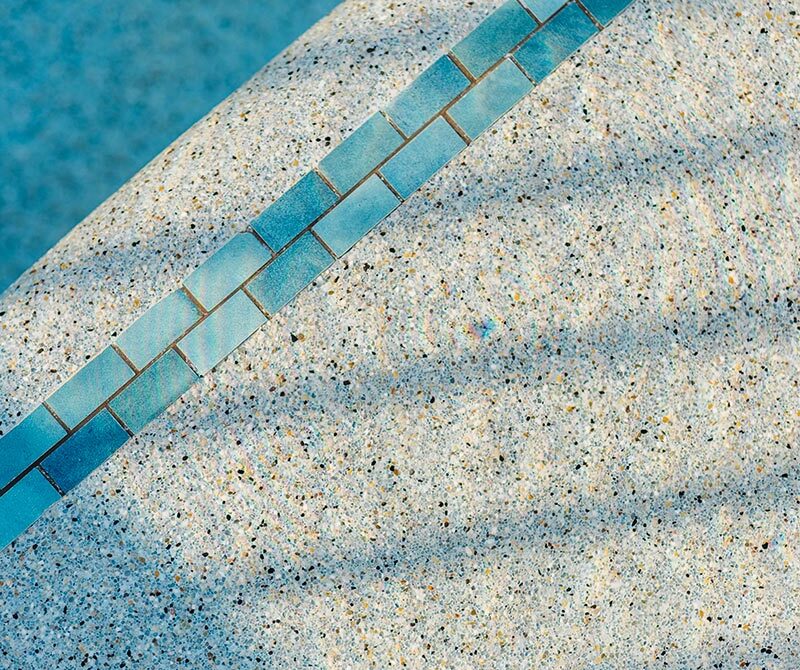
[582,0,633,24]
[0,470,60,549]
[0,405,65,490]
[522,0,566,20]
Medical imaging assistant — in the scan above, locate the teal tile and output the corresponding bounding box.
[41,409,129,493]
[581,0,632,24]
[177,291,266,375]
[251,171,338,252]
[116,290,201,369]
[0,469,60,549]
[521,0,566,20]
[451,0,536,77]
[313,175,400,256]
[184,232,272,310]
[381,118,466,199]
[109,350,197,434]
[247,233,334,314]
[449,59,533,139]
[319,113,403,193]
[47,347,135,429]
[514,3,598,82]
[0,405,65,490]
[384,56,470,136]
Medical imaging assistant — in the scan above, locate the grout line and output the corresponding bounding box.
[111,343,139,374]
[181,285,209,316]
[442,111,472,146]
[447,52,477,83]
[380,110,409,140]
[509,53,536,84]
[42,401,70,434]
[375,172,405,202]
[514,0,544,25]
[314,167,343,198]
[573,0,606,31]
[106,405,135,437]
[171,343,201,377]
[36,465,65,497]
[241,284,272,319]
[310,229,339,260]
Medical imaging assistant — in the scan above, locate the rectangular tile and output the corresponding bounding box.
[449,59,533,140]
[116,289,201,369]
[251,171,338,252]
[313,175,400,256]
[183,232,272,311]
[247,233,334,315]
[380,117,466,199]
[384,56,470,136]
[451,0,537,77]
[47,346,135,429]
[0,469,61,549]
[0,405,66,490]
[41,409,129,493]
[109,349,198,434]
[521,0,566,21]
[318,113,404,193]
[177,291,267,375]
[581,0,632,25]
[514,3,598,82]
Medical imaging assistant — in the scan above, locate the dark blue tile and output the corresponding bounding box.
[247,233,334,314]
[0,405,66,490]
[109,350,198,434]
[41,409,129,493]
[521,0,566,21]
[514,3,598,82]
[47,347,135,429]
[581,0,632,24]
[0,469,61,549]
[251,171,338,251]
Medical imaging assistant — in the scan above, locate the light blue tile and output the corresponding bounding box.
[41,409,129,493]
[109,350,198,434]
[514,3,598,82]
[451,0,536,77]
[384,56,470,136]
[381,118,466,199]
[184,232,272,310]
[251,171,338,251]
[521,0,566,20]
[177,291,266,375]
[116,290,201,369]
[581,0,632,24]
[47,347,135,429]
[247,233,334,314]
[319,113,404,193]
[313,176,400,256]
[449,59,533,139]
[0,469,60,549]
[0,405,66,490]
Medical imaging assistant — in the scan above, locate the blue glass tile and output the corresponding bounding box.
[41,409,129,493]
[247,233,334,314]
[251,171,338,252]
[581,0,632,24]
[177,291,266,375]
[0,469,60,549]
[116,290,201,369]
[47,347,135,429]
[0,405,65,490]
[313,175,400,256]
[384,56,470,136]
[449,59,533,139]
[109,350,197,434]
[318,113,404,193]
[184,232,272,310]
[521,0,566,21]
[514,3,598,82]
[451,0,536,77]
[380,118,466,199]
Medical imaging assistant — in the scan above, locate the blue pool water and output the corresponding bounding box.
[0,0,341,293]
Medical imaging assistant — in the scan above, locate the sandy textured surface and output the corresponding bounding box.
[1,0,799,667]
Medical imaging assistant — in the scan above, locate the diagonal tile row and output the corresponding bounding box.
[0,0,636,550]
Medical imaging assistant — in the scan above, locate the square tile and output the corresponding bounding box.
[521,0,566,21]
[581,0,632,24]
[0,405,65,490]
[0,469,60,549]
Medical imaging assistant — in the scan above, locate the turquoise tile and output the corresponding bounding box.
[184,232,272,310]
[116,290,201,369]
[177,291,266,375]
[384,56,470,136]
[0,405,65,490]
[449,59,533,139]
[313,175,400,256]
[319,113,404,193]
[581,0,632,24]
[521,0,566,20]
[451,0,536,77]
[109,350,197,434]
[41,409,129,493]
[0,469,60,549]
[247,233,334,314]
[380,118,466,199]
[47,347,135,429]
[514,3,598,82]
[251,171,338,252]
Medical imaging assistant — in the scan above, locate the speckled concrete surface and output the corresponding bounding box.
[1,0,799,667]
